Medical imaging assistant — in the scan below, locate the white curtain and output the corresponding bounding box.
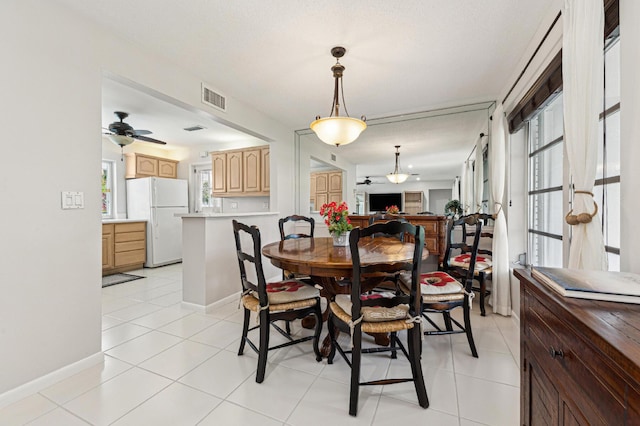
[490,104,511,316]
[451,176,460,203]
[563,0,608,270]
[461,160,473,214]
[474,136,484,212]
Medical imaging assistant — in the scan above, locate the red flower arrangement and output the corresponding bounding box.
[319,201,353,236]
[385,205,400,214]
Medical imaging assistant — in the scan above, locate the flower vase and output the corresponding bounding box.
[331,231,350,247]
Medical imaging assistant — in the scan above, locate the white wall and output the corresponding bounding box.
[0,0,295,400]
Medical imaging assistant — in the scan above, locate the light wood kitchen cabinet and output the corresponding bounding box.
[403,191,424,215]
[226,150,243,193]
[243,148,261,193]
[211,152,227,193]
[125,153,178,179]
[311,169,343,209]
[102,224,115,270]
[261,147,270,192]
[210,145,269,196]
[102,221,146,275]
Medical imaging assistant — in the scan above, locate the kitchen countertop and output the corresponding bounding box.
[177,212,278,218]
[102,218,147,223]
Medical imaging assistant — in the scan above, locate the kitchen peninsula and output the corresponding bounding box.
[178,212,280,309]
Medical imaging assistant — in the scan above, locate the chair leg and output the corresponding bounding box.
[349,325,362,417]
[407,324,429,409]
[256,309,270,383]
[285,320,292,335]
[390,331,397,359]
[313,301,323,362]
[443,311,453,331]
[327,313,337,364]
[463,302,478,358]
[238,307,250,356]
[479,275,487,316]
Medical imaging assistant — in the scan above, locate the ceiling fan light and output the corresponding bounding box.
[107,134,134,147]
[386,172,409,184]
[310,116,366,147]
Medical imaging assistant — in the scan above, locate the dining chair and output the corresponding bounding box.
[368,214,408,241]
[456,213,493,316]
[327,221,429,416]
[232,220,322,383]
[417,214,481,357]
[278,214,315,241]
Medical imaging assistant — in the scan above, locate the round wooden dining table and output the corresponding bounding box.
[262,236,428,356]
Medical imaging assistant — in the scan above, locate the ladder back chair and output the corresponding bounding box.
[458,213,493,316]
[327,221,429,416]
[418,215,482,358]
[233,220,322,383]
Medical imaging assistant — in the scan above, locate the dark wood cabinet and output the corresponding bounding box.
[515,269,640,425]
[348,215,446,262]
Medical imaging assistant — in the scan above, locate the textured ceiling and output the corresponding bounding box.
[55,0,559,179]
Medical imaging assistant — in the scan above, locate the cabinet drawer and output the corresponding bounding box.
[425,237,437,254]
[115,240,145,253]
[115,222,145,233]
[115,250,146,267]
[115,231,145,243]
[526,291,625,423]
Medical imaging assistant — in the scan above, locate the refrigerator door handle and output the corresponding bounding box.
[153,208,158,239]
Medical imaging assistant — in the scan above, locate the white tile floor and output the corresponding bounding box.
[0,264,521,425]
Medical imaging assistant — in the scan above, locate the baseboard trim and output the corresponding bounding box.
[0,352,104,409]
[181,291,239,314]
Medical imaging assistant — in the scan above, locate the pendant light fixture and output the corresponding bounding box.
[386,145,409,184]
[310,46,366,147]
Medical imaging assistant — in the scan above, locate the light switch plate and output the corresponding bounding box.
[61,191,84,209]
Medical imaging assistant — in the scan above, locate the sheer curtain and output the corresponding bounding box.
[563,0,608,270]
[461,160,474,214]
[451,176,460,203]
[474,137,484,212]
[490,104,511,316]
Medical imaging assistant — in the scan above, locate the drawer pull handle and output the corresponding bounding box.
[549,347,564,359]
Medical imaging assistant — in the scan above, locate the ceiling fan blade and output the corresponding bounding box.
[133,135,167,145]
[132,129,152,136]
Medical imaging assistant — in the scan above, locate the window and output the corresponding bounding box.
[527,29,620,269]
[528,94,564,267]
[193,163,216,212]
[101,160,114,219]
[595,31,621,270]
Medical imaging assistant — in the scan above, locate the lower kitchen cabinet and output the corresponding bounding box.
[102,221,146,275]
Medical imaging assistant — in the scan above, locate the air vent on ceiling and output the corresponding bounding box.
[331,153,337,162]
[183,125,206,132]
[201,83,226,112]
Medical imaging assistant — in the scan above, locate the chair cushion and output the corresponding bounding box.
[420,271,464,295]
[334,293,409,322]
[451,254,492,271]
[261,280,319,304]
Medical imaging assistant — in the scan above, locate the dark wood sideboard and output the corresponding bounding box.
[348,215,447,262]
[514,268,640,425]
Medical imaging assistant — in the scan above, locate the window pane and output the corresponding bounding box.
[529,234,563,268]
[101,161,113,218]
[607,253,620,272]
[529,191,564,236]
[604,37,620,109]
[596,110,620,181]
[543,94,563,142]
[593,182,620,249]
[530,142,564,190]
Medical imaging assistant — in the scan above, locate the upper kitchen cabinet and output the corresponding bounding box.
[125,153,178,179]
[310,169,343,209]
[211,145,270,196]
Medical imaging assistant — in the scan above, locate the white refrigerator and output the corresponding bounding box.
[126,177,189,267]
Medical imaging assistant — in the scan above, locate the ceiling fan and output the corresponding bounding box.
[103,111,167,148]
[356,176,382,185]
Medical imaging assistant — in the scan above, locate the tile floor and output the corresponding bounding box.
[0,264,521,425]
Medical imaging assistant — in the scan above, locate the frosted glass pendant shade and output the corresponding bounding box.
[386,172,409,184]
[310,116,367,147]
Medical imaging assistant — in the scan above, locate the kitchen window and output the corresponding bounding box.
[193,163,217,212]
[101,160,114,219]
